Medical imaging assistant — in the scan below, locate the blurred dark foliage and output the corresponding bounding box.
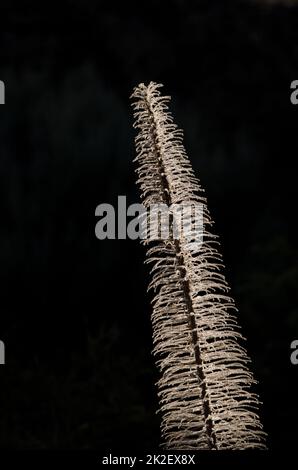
[0,0,297,450]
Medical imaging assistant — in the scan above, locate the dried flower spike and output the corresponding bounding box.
[131,82,267,450]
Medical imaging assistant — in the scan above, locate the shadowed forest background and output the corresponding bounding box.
[0,0,298,451]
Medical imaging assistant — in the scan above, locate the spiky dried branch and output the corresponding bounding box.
[131,82,267,450]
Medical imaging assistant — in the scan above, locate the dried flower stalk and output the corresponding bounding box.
[131,82,267,450]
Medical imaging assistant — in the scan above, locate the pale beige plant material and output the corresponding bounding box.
[131,82,267,450]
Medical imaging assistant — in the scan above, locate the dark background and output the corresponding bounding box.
[0,0,297,452]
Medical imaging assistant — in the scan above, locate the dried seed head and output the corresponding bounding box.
[131,82,267,450]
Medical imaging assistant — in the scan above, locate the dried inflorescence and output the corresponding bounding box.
[131,82,267,450]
